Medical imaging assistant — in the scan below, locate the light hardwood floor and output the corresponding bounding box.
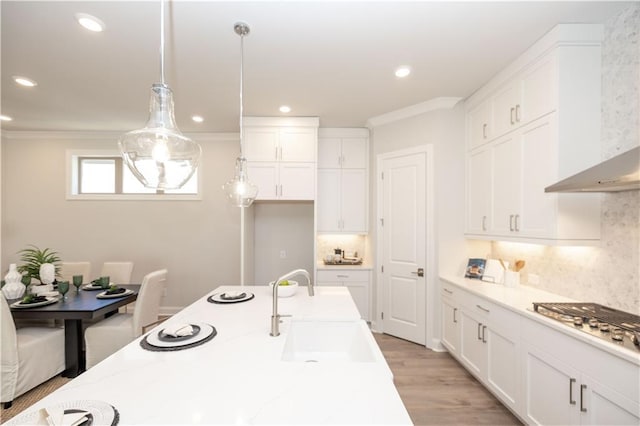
[374,332,522,426]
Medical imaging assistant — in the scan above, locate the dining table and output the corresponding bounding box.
[9,284,140,378]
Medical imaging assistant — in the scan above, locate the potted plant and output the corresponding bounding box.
[17,245,61,293]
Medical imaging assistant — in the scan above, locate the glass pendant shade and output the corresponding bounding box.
[119,83,201,190]
[223,157,258,207]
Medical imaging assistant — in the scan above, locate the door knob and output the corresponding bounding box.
[411,268,424,277]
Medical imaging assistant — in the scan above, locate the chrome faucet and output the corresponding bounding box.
[270,268,314,337]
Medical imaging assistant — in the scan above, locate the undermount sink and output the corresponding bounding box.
[281,320,377,363]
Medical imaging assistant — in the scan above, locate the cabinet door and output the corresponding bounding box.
[518,116,556,238]
[247,162,278,200]
[521,54,557,124]
[318,138,342,168]
[486,326,519,411]
[441,297,459,355]
[492,83,522,137]
[279,163,315,200]
[466,147,492,234]
[491,133,520,235]
[459,310,487,377]
[340,169,367,233]
[581,375,640,426]
[341,138,367,169]
[522,344,580,426]
[244,127,279,161]
[280,128,316,162]
[468,101,492,150]
[317,169,341,232]
[344,281,370,321]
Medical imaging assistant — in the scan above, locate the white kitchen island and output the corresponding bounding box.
[7,286,412,425]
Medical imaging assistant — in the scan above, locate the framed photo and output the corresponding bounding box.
[465,258,486,279]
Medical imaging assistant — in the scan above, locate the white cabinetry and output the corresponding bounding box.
[317,269,371,321]
[244,117,319,200]
[522,319,639,425]
[440,284,460,355]
[317,129,369,233]
[464,25,602,244]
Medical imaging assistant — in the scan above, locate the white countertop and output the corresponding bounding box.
[9,286,411,425]
[316,262,373,270]
[440,275,640,366]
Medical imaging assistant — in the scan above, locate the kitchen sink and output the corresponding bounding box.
[281,320,378,363]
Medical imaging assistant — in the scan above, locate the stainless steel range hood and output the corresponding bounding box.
[545,146,640,193]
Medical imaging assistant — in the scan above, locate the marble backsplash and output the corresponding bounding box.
[493,4,640,315]
[317,235,367,263]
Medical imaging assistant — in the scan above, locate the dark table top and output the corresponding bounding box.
[9,284,140,320]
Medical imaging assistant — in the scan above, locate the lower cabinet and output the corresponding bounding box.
[317,269,371,321]
[440,279,640,426]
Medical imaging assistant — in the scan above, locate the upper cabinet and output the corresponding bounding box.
[244,117,319,201]
[465,25,603,245]
[317,129,369,233]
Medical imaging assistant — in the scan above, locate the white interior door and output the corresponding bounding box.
[380,149,426,345]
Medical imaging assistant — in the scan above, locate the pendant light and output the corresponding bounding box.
[222,22,258,207]
[118,0,201,190]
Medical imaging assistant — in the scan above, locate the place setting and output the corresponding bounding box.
[10,293,60,309]
[207,290,254,304]
[81,276,112,291]
[4,399,119,426]
[140,322,217,352]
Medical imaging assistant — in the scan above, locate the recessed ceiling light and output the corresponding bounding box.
[192,115,204,123]
[75,13,105,32]
[13,76,37,87]
[0,115,13,122]
[395,66,411,78]
[279,105,291,113]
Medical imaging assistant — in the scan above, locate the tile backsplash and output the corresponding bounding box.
[493,4,640,315]
[317,235,367,263]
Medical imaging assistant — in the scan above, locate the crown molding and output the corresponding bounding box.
[1,130,238,141]
[366,97,463,128]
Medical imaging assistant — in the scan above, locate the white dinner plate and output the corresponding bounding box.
[4,400,117,426]
[208,292,254,304]
[82,283,110,291]
[96,289,134,299]
[10,296,59,309]
[145,323,215,348]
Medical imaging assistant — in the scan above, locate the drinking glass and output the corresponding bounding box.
[73,275,83,292]
[99,276,110,289]
[58,281,70,300]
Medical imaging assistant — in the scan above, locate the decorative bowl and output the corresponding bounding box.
[268,280,299,298]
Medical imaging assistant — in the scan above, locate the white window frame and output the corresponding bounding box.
[66,149,202,201]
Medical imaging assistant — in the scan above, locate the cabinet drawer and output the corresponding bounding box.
[317,270,369,283]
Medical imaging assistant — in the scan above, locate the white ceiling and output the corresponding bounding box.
[1,1,632,133]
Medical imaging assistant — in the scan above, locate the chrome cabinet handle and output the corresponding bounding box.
[482,325,487,343]
[336,274,349,278]
[443,288,453,294]
[453,308,457,323]
[580,384,587,412]
[510,107,515,125]
[509,214,515,231]
[477,323,482,340]
[482,215,487,231]
[476,304,490,313]
[514,214,520,232]
[569,378,576,405]
[515,104,521,122]
[482,123,487,139]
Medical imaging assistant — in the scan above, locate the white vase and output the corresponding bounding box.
[2,263,26,299]
[39,263,55,285]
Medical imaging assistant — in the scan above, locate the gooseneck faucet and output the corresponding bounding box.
[270,268,313,337]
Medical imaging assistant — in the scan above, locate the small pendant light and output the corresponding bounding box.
[222,22,258,207]
[118,0,201,190]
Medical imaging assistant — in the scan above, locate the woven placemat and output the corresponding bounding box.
[140,326,217,352]
[207,292,255,304]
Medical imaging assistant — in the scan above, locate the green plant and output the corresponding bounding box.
[17,245,61,283]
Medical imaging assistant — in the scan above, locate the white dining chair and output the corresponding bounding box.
[59,261,91,283]
[0,296,65,408]
[100,262,134,285]
[84,269,168,369]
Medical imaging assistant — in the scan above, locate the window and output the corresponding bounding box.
[67,150,200,200]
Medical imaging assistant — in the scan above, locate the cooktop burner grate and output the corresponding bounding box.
[533,302,640,331]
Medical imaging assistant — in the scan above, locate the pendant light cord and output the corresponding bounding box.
[160,0,166,85]
[239,32,244,158]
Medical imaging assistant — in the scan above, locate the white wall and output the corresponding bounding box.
[1,132,245,312]
[492,4,640,314]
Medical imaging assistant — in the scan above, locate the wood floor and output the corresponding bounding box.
[374,332,522,426]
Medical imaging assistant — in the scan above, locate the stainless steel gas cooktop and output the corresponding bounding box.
[533,302,640,352]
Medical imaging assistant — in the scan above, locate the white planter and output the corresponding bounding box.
[31,284,54,295]
[2,263,25,299]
